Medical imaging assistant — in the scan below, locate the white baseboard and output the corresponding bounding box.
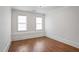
[3,40,11,52]
[46,34,79,48]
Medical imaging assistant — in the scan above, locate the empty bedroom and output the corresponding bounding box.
[0,6,79,52]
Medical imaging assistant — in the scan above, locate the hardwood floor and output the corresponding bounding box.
[9,36,79,52]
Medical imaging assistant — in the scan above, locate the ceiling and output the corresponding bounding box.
[12,6,62,14]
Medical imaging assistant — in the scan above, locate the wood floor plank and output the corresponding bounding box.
[9,36,79,52]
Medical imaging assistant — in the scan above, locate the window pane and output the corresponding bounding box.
[36,24,42,30]
[36,17,42,23]
[18,16,26,23]
[18,15,27,31]
[18,24,26,31]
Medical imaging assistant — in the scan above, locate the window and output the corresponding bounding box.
[36,17,42,30]
[18,15,27,31]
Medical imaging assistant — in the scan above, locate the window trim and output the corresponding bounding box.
[17,15,27,32]
[36,17,43,31]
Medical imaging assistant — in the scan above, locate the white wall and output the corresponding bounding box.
[0,7,11,51]
[11,9,45,41]
[45,7,79,48]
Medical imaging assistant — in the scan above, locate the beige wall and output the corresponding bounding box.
[11,9,45,41]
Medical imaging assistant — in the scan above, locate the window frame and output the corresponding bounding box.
[36,17,43,31]
[17,15,27,32]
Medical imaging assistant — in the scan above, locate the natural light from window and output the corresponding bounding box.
[18,15,27,31]
[36,17,42,30]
